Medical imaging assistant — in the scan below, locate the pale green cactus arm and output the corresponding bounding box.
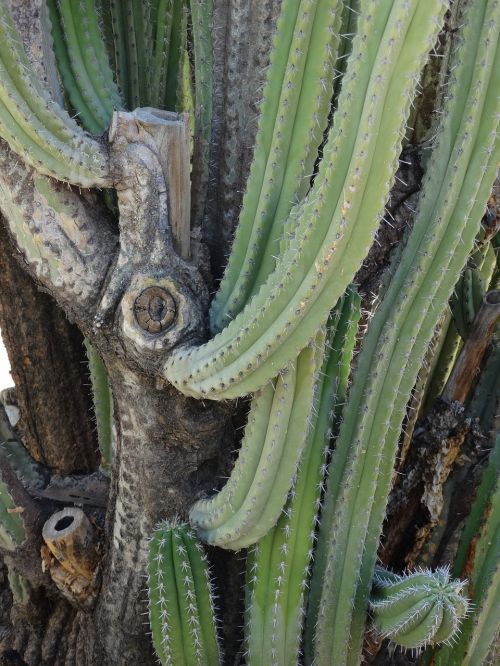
[165,0,448,400]
[310,2,500,663]
[84,341,114,474]
[47,0,122,133]
[189,336,324,550]
[147,521,221,666]
[245,288,360,666]
[7,568,32,605]
[210,0,345,332]
[369,567,469,649]
[0,0,111,187]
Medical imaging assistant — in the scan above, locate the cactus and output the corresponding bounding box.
[164,0,449,400]
[7,568,32,605]
[147,521,221,666]
[244,288,360,665]
[308,2,499,662]
[369,567,469,649]
[84,341,114,474]
[189,335,324,550]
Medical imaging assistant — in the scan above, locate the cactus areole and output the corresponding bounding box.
[0,0,497,665]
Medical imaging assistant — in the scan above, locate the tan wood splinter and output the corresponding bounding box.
[42,507,100,582]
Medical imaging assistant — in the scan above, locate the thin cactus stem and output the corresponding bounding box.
[189,336,324,550]
[48,0,122,133]
[165,0,448,401]
[150,0,174,109]
[245,288,360,666]
[430,436,500,665]
[0,475,26,551]
[311,2,499,663]
[210,0,345,332]
[164,0,186,110]
[85,341,114,475]
[147,521,221,666]
[7,568,31,605]
[369,567,469,650]
[0,0,110,187]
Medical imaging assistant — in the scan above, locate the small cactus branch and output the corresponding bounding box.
[311,2,500,662]
[0,0,111,187]
[369,567,469,649]
[165,0,447,400]
[211,0,345,332]
[84,341,114,475]
[190,337,324,550]
[245,288,360,665]
[147,521,221,665]
[47,0,122,133]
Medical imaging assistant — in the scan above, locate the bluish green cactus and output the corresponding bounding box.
[147,521,221,666]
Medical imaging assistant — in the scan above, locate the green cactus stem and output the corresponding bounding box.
[84,341,114,474]
[429,435,500,665]
[189,337,324,550]
[210,0,345,332]
[369,567,469,649]
[7,568,31,605]
[310,2,499,663]
[165,0,448,400]
[0,475,26,551]
[47,0,122,134]
[147,521,221,666]
[451,267,485,340]
[0,0,111,187]
[245,288,360,666]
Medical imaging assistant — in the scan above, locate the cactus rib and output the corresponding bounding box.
[0,0,110,187]
[311,2,499,663]
[245,288,360,666]
[85,341,114,474]
[165,0,447,400]
[147,521,221,665]
[190,338,323,550]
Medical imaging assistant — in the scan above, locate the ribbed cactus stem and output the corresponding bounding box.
[165,0,447,400]
[47,0,122,133]
[311,2,499,662]
[7,568,31,605]
[245,288,360,665]
[147,521,221,665]
[85,341,114,474]
[369,567,469,649]
[0,476,26,551]
[211,0,345,332]
[0,0,111,187]
[190,337,324,550]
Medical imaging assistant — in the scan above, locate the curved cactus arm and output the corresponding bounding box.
[165,0,447,400]
[311,2,500,663]
[190,338,323,550]
[47,0,122,134]
[430,435,500,665]
[147,521,221,665]
[85,341,114,475]
[245,288,360,666]
[369,567,469,650]
[210,0,345,333]
[0,0,111,187]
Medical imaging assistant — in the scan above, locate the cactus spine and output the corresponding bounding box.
[369,567,469,649]
[147,521,221,666]
[165,0,448,400]
[190,337,324,550]
[309,2,499,663]
[244,288,360,665]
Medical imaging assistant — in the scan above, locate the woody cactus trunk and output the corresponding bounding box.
[0,0,497,664]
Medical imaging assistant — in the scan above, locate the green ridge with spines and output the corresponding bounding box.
[165,0,447,400]
[150,0,174,108]
[147,521,221,665]
[190,339,323,550]
[211,0,345,331]
[0,476,26,551]
[164,0,186,110]
[245,288,361,666]
[310,2,499,662]
[85,341,114,474]
[0,0,109,186]
[7,568,31,605]
[369,567,469,649]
